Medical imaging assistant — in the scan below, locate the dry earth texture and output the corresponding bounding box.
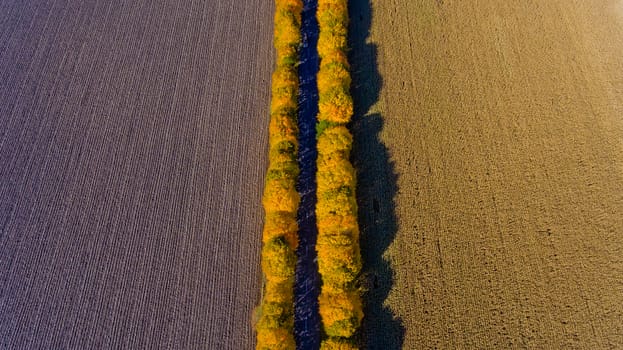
[353,0,623,348]
[0,1,272,348]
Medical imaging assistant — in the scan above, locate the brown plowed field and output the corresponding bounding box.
[0,1,271,348]
[353,0,623,348]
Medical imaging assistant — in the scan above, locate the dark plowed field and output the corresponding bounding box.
[0,1,271,348]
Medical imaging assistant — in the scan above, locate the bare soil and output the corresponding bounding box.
[0,1,271,348]
[357,0,623,348]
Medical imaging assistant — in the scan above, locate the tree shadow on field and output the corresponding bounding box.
[348,1,405,349]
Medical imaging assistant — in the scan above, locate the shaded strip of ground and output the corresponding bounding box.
[348,0,405,348]
[294,0,320,348]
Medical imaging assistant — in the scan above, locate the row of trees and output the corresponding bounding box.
[315,0,362,348]
[255,0,304,349]
[256,0,362,348]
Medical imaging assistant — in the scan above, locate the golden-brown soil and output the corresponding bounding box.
[358,0,623,348]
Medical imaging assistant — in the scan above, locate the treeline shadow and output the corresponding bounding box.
[348,1,405,349]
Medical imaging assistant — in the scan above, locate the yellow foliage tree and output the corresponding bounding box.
[316,0,363,348]
[255,1,303,349]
